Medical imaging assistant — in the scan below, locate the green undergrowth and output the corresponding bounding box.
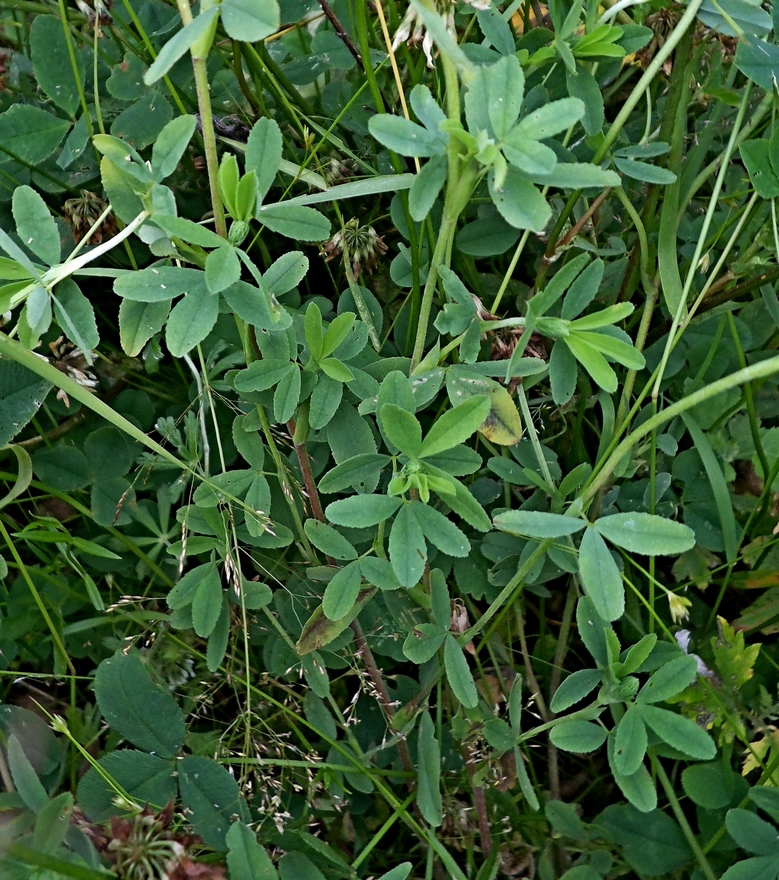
[1,0,779,877]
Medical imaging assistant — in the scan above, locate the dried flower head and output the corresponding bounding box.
[41,336,98,407]
[74,0,113,33]
[81,801,227,880]
[321,218,387,277]
[392,0,491,67]
[63,190,118,245]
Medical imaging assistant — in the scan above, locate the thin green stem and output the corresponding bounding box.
[581,353,779,508]
[175,0,226,238]
[652,83,752,400]
[653,756,718,880]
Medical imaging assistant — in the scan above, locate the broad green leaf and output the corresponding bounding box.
[192,565,224,637]
[410,84,446,133]
[227,822,279,880]
[619,632,658,675]
[166,286,219,356]
[360,556,402,591]
[486,54,524,140]
[144,7,219,85]
[178,755,242,850]
[565,333,617,392]
[682,762,736,810]
[7,734,48,811]
[550,339,578,404]
[516,97,584,139]
[578,527,624,622]
[206,596,230,671]
[319,454,391,494]
[168,562,217,609]
[404,623,447,663]
[323,560,362,620]
[30,16,84,116]
[420,395,490,458]
[566,66,604,135]
[390,502,427,587]
[494,510,586,538]
[612,760,657,813]
[550,719,607,753]
[25,286,49,338]
[326,494,402,527]
[577,597,610,667]
[550,668,602,712]
[368,115,447,158]
[0,104,70,164]
[305,301,324,360]
[417,713,443,826]
[119,299,171,356]
[264,251,308,296]
[321,312,355,358]
[235,171,257,220]
[409,155,448,222]
[12,185,60,266]
[94,652,185,758]
[735,38,779,90]
[381,403,422,457]
[295,587,375,654]
[532,162,620,189]
[479,386,523,445]
[152,115,197,181]
[489,168,551,232]
[502,133,558,175]
[115,266,206,302]
[444,634,479,708]
[568,302,633,329]
[205,245,241,294]
[33,792,73,852]
[222,277,291,331]
[432,469,491,531]
[719,856,779,880]
[637,704,716,760]
[636,654,697,704]
[304,520,357,561]
[309,373,343,430]
[51,278,99,353]
[258,203,330,240]
[571,330,644,370]
[221,0,280,42]
[700,0,771,37]
[0,359,51,448]
[412,501,470,556]
[246,118,282,202]
[725,809,779,856]
[111,91,173,150]
[280,173,415,208]
[320,357,354,383]
[613,156,676,185]
[595,512,696,555]
[613,708,647,777]
[76,750,176,822]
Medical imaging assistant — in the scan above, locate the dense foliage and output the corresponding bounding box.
[1,0,779,877]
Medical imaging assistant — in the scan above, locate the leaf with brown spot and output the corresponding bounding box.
[295,588,376,655]
[478,386,523,445]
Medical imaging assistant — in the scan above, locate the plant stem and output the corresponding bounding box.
[175,0,226,238]
[653,756,718,880]
[581,353,779,507]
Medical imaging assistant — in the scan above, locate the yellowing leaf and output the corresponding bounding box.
[478,386,523,445]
